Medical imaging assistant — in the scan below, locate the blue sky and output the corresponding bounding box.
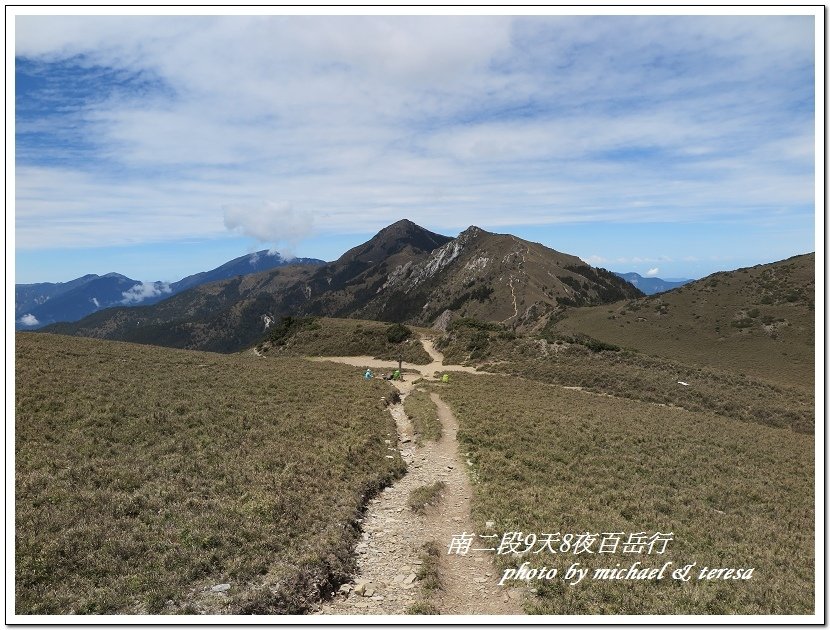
[14,14,817,284]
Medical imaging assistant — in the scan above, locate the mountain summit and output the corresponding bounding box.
[45,220,643,352]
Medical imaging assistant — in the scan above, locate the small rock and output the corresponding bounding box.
[474,577,486,583]
[364,587,375,597]
[211,583,231,593]
[403,573,417,585]
[452,516,461,522]
[385,455,394,459]
[338,584,352,596]
[401,436,411,443]
[485,521,495,529]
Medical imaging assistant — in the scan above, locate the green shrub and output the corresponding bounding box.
[448,317,502,332]
[385,323,412,344]
[267,316,320,346]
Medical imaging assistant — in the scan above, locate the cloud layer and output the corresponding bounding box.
[121,281,172,304]
[223,202,313,253]
[15,15,815,253]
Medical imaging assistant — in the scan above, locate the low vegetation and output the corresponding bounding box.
[405,601,440,614]
[15,333,404,614]
[415,541,443,592]
[436,326,813,434]
[548,254,815,390]
[261,317,431,364]
[407,482,446,514]
[439,373,814,614]
[403,389,442,443]
[385,322,412,344]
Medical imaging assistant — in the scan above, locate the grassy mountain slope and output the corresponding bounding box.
[16,333,404,614]
[438,373,813,614]
[259,317,433,364]
[548,253,815,389]
[434,318,812,434]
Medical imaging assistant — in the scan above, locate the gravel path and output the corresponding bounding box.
[313,339,523,616]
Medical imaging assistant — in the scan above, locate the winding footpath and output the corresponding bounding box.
[312,338,523,616]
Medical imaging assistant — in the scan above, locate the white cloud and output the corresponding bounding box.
[584,255,608,265]
[223,202,313,254]
[90,297,100,307]
[646,267,660,277]
[121,281,172,304]
[13,15,815,252]
[18,314,40,326]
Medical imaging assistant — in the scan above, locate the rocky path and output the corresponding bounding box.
[313,339,523,616]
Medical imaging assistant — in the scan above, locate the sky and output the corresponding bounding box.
[12,12,817,284]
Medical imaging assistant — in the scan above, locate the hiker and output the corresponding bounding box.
[442,373,450,384]
[393,369,401,381]
[364,368,373,380]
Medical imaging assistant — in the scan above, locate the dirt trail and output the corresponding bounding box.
[314,338,523,616]
[309,340,478,380]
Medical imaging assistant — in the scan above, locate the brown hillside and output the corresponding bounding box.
[548,253,815,389]
[355,225,642,326]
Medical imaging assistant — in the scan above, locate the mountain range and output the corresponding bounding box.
[611,272,692,295]
[16,251,324,329]
[44,220,644,352]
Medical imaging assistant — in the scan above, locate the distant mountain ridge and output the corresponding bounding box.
[16,250,324,329]
[46,219,644,352]
[612,272,693,295]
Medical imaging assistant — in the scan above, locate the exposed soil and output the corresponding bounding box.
[313,338,523,615]
[309,337,479,379]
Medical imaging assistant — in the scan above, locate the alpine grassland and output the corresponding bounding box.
[437,373,814,614]
[15,333,405,614]
[437,321,813,434]
[260,317,432,364]
[403,388,442,443]
[549,253,815,390]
